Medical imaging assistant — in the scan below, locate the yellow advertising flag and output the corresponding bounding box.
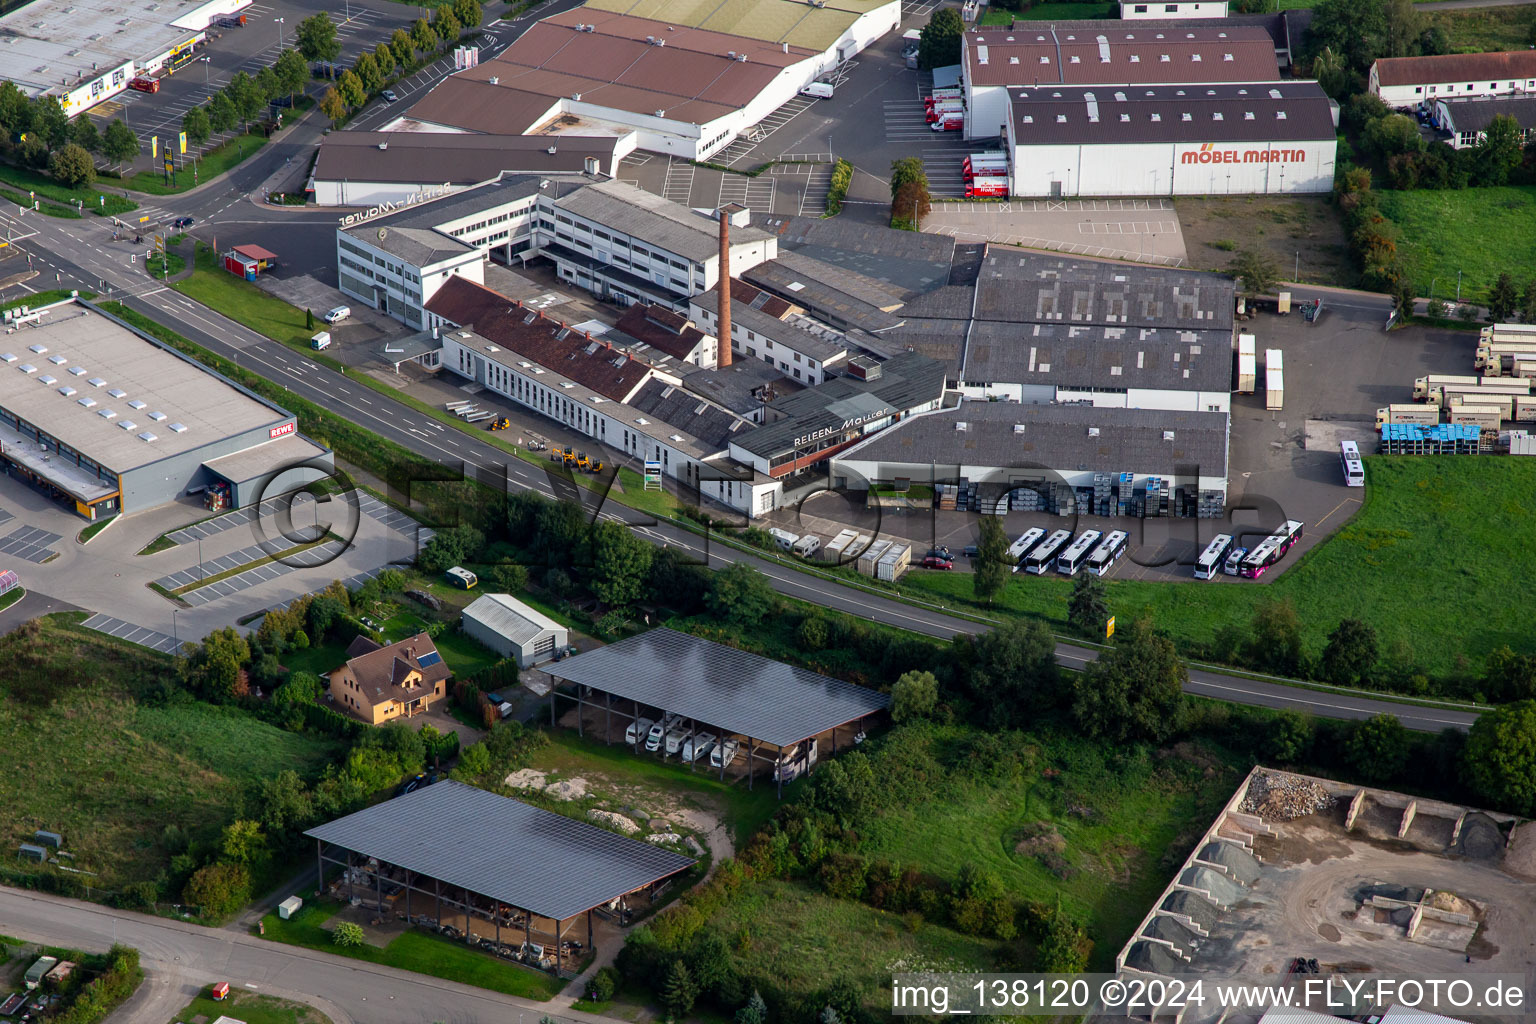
[179,131,187,155]
[151,136,158,159]
[1106,616,1116,639]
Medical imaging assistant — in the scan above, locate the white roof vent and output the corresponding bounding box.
[76,396,95,407]
[108,388,126,398]
[1190,53,1201,61]
[137,431,157,442]
[1181,112,1192,121]
[1087,426,1100,437]
[1269,88,1282,99]
[118,420,136,431]
[1276,110,1287,119]
[1129,54,1140,62]
[1163,430,1176,440]
[38,375,56,385]
[1013,423,1026,434]
[1213,112,1223,120]
[47,354,66,365]
[57,386,76,396]
[955,420,969,432]
[169,422,188,433]
[1244,111,1255,120]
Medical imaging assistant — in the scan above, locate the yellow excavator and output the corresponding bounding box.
[488,417,511,431]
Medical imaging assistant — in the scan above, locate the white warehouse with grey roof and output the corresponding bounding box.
[0,298,330,520]
[461,593,569,667]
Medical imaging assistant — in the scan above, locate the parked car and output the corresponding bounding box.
[382,88,399,103]
[962,545,980,559]
[681,732,716,763]
[171,216,194,229]
[1223,546,1249,576]
[710,737,741,768]
[921,555,953,569]
[625,717,655,745]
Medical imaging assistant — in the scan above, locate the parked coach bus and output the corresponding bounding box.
[1340,441,1364,487]
[1006,527,1046,571]
[1239,521,1304,578]
[1023,529,1071,574]
[1194,534,1233,579]
[1055,530,1102,578]
[1085,530,1128,577]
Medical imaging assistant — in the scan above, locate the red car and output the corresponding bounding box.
[128,76,159,93]
[921,555,953,570]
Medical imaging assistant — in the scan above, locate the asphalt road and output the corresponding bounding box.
[0,886,600,1024]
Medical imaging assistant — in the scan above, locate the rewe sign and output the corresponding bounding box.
[1181,143,1307,165]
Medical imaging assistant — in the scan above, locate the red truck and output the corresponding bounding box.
[128,76,159,93]
[931,113,964,132]
[923,88,962,109]
[965,175,1008,197]
[924,101,962,123]
[963,157,1007,180]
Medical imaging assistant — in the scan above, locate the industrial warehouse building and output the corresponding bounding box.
[306,780,695,974]
[0,298,329,519]
[461,593,568,667]
[1368,50,1536,108]
[1004,82,1337,196]
[377,1,896,161]
[0,0,244,114]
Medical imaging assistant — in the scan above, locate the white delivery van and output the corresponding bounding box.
[323,305,351,324]
[799,82,834,99]
[311,331,332,350]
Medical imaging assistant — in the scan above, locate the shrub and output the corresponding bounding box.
[825,157,852,216]
[332,921,366,947]
[586,964,620,1002]
[182,862,251,921]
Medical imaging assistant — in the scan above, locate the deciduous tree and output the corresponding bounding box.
[71,116,101,154]
[207,92,237,134]
[1465,700,1536,815]
[182,862,251,920]
[705,562,774,626]
[891,670,938,722]
[1345,713,1410,782]
[972,516,1010,604]
[1071,618,1186,743]
[1244,598,1303,676]
[1229,247,1278,296]
[589,519,654,607]
[182,105,211,154]
[319,87,346,122]
[917,7,964,70]
[354,52,383,93]
[963,618,1058,727]
[1321,618,1378,686]
[296,12,341,62]
[102,119,139,169]
[412,17,437,57]
[1066,572,1108,637]
[48,143,95,188]
[1307,0,1387,73]
[275,48,309,107]
[1488,272,1520,323]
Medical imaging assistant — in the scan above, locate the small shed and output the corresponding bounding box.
[0,570,19,597]
[223,244,278,281]
[24,956,58,989]
[278,895,303,919]
[34,829,62,848]
[461,593,567,668]
[18,842,46,861]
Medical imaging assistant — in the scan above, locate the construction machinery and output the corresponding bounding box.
[488,417,511,431]
[550,446,576,466]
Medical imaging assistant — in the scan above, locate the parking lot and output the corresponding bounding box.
[925,198,1190,266]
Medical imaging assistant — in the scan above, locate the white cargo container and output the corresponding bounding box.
[876,544,911,582]
[856,539,892,577]
[1236,334,1257,394]
[821,528,858,562]
[1517,396,1536,421]
[1448,405,1503,431]
[1414,374,1479,399]
[1265,348,1283,411]
[1376,404,1440,427]
[1440,391,1515,419]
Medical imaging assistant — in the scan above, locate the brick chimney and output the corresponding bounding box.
[717,208,732,369]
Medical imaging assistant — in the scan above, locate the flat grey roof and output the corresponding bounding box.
[314,133,620,186]
[753,213,956,296]
[963,320,1233,392]
[1008,81,1336,146]
[842,400,1229,478]
[0,301,287,471]
[690,289,846,363]
[201,434,329,486]
[976,249,1235,331]
[2,0,208,100]
[553,180,773,263]
[545,628,890,747]
[307,781,694,921]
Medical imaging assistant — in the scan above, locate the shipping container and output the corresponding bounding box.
[856,539,892,577]
[1517,396,1536,421]
[1265,349,1283,411]
[820,528,858,562]
[876,543,911,582]
[1375,403,1439,427]
[1413,374,1480,399]
[1236,334,1257,394]
[1448,405,1503,431]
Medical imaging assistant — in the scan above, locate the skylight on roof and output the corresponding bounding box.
[169,423,187,433]
[108,388,126,398]
[129,400,147,410]
[47,355,66,365]
[86,375,104,385]
[148,410,166,421]
[137,432,157,443]
[97,408,115,419]
[77,397,95,408]
[0,354,15,363]
[57,386,75,397]
[119,420,137,431]
[27,345,46,355]
[38,375,56,386]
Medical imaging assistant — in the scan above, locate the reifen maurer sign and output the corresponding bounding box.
[1180,142,1309,165]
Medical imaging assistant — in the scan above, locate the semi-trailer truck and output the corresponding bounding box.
[1236,333,1256,394]
[1413,374,1480,399]
[964,175,1007,197]
[1376,404,1440,427]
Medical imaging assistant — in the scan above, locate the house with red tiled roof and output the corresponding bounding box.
[329,632,452,725]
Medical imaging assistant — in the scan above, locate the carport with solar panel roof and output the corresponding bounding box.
[305,780,695,976]
[542,627,892,797]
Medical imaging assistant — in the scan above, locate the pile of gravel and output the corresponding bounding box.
[1242,771,1334,822]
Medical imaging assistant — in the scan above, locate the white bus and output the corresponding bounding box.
[1006,527,1046,571]
[1022,529,1071,574]
[1194,534,1233,579]
[1340,441,1364,487]
[1055,530,1102,577]
[1085,530,1128,577]
[1240,521,1305,578]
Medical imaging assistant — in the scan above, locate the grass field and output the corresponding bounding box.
[0,164,138,216]
[145,251,187,278]
[1422,6,1536,52]
[124,131,270,196]
[260,903,564,1000]
[173,243,320,351]
[169,991,333,1024]
[978,3,1114,22]
[1378,187,1536,306]
[0,615,341,887]
[901,456,1536,679]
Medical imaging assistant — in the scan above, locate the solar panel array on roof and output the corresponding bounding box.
[416,651,443,668]
[545,628,890,747]
[305,780,695,921]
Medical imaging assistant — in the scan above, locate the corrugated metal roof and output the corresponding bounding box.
[965,25,1278,86]
[305,781,695,921]
[462,594,566,647]
[545,628,890,747]
[1372,49,1536,88]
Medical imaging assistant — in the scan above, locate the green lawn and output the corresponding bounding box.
[1378,187,1536,306]
[169,991,333,1024]
[145,251,186,278]
[0,164,138,216]
[123,131,270,195]
[0,615,341,887]
[1422,6,1536,51]
[78,515,117,543]
[901,456,1536,679]
[260,903,564,1001]
[0,288,93,309]
[279,638,351,677]
[173,243,320,351]
[0,588,23,612]
[434,628,502,678]
[978,3,1114,22]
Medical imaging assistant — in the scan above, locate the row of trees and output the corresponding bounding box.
[1306,0,1452,85]
[0,80,139,186]
[1342,93,1530,192]
[316,0,483,121]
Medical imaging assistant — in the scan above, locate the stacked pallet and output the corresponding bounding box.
[1379,423,1482,455]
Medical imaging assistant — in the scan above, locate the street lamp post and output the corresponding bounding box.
[201,56,212,101]
[274,17,285,48]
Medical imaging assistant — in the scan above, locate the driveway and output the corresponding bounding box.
[925,197,1190,266]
